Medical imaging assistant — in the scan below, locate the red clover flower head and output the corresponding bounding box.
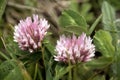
[14,14,50,53]
[54,33,95,64]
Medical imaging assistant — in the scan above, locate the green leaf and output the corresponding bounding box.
[4,67,24,80]
[116,42,120,80]
[46,59,53,80]
[102,1,116,31]
[59,11,76,27]
[115,19,120,33]
[17,61,32,80]
[26,62,35,78]
[92,75,105,80]
[80,2,94,22]
[59,10,88,32]
[116,20,120,28]
[85,57,113,69]
[0,60,15,79]
[111,39,120,80]
[44,42,55,56]
[80,3,92,16]
[61,25,87,35]
[0,0,7,20]
[69,0,79,12]
[102,1,118,47]
[94,30,115,57]
[46,68,53,80]
[0,60,32,80]
[54,65,73,80]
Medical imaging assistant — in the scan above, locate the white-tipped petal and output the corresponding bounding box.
[13,14,50,53]
[54,33,95,64]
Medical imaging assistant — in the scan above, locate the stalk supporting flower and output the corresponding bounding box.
[14,14,50,53]
[54,33,95,64]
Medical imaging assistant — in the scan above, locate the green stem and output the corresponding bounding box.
[88,14,102,35]
[0,51,9,60]
[34,63,38,80]
[73,66,77,80]
[38,67,43,80]
[68,68,72,80]
[67,53,72,80]
[41,45,45,67]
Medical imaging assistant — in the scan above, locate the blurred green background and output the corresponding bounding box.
[0,0,120,37]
